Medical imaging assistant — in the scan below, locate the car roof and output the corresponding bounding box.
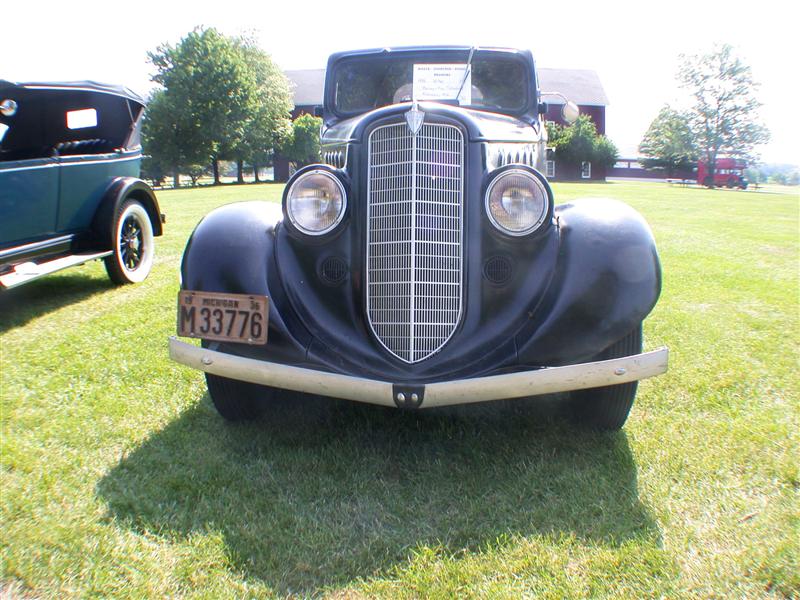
[326,45,530,63]
[0,80,145,106]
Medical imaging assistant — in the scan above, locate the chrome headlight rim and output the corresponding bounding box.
[283,166,348,237]
[484,165,553,237]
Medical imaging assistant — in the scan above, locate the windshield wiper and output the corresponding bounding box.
[454,46,477,104]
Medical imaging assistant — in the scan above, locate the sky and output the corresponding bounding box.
[3,0,797,164]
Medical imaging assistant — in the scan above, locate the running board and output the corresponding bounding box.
[0,251,112,289]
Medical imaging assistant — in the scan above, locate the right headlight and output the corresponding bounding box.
[485,168,551,236]
[285,169,347,235]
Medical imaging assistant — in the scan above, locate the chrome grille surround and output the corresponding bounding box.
[366,121,464,363]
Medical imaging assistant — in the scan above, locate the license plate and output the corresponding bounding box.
[177,290,268,345]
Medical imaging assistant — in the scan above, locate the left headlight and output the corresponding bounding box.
[485,168,551,236]
[285,169,347,235]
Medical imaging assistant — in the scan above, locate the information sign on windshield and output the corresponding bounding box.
[413,64,471,105]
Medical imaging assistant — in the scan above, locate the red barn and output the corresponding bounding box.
[538,68,609,181]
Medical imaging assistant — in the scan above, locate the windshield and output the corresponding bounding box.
[333,52,529,116]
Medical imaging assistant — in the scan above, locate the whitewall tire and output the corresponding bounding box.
[104,199,155,285]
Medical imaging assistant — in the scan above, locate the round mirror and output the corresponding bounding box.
[561,101,580,124]
[0,99,18,117]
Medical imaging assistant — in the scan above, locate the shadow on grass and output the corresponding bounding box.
[0,273,112,333]
[98,394,659,594]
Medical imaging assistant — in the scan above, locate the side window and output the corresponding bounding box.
[581,161,591,179]
[546,160,555,178]
[0,123,8,144]
[66,108,98,130]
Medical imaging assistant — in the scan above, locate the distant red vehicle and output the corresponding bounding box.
[697,158,748,189]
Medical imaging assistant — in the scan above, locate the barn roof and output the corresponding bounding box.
[284,67,608,108]
[538,68,609,107]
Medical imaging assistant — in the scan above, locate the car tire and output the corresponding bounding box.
[569,324,643,431]
[205,373,275,421]
[104,199,155,285]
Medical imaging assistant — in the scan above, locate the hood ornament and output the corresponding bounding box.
[405,102,424,136]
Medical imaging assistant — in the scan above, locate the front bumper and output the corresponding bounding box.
[168,337,669,409]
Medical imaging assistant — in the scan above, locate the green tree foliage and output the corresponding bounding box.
[546,115,618,170]
[545,120,564,147]
[146,28,293,186]
[141,89,208,187]
[280,114,322,168]
[140,156,167,188]
[147,27,258,185]
[678,44,770,187]
[745,164,800,187]
[769,171,788,185]
[744,167,762,187]
[233,38,293,182]
[139,91,175,186]
[593,135,619,170]
[638,105,697,176]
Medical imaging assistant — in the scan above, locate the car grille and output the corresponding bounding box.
[366,121,464,363]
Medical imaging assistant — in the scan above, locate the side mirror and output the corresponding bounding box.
[541,92,580,124]
[0,99,18,117]
[313,105,323,118]
[561,101,580,124]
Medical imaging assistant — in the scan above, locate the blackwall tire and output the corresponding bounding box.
[104,199,155,284]
[569,324,643,431]
[205,373,274,421]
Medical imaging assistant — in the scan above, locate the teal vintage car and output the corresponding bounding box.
[0,81,163,289]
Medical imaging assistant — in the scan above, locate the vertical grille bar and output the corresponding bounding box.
[366,121,464,363]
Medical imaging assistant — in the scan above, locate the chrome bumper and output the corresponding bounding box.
[168,337,669,409]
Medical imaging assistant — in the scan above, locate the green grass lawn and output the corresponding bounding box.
[1,181,798,598]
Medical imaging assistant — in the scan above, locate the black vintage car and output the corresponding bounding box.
[169,46,668,430]
[0,81,163,289]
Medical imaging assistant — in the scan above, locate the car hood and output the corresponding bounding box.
[321,102,540,145]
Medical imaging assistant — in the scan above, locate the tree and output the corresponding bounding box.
[280,114,322,168]
[678,44,770,187]
[593,135,619,171]
[140,156,167,188]
[233,39,293,183]
[638,105,697,176]
[141,89,207,188]
[744,167,762,188]
[546,115,618,176]
[148,27,259,184]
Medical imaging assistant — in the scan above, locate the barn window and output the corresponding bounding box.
[546,160,555,178]
[581,161,591,179]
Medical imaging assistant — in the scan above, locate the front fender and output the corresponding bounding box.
[180,201,311,363]
[517,198,662,365]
